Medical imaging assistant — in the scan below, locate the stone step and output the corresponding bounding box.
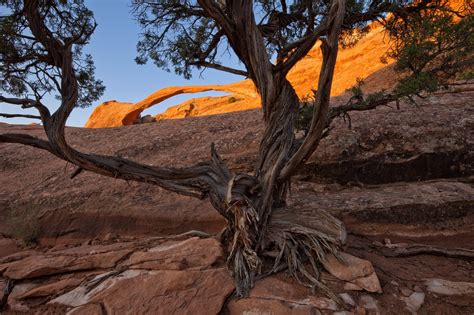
[299,149,473,185]
[292,179,474,236]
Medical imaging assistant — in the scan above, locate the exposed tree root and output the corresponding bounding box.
[0,0,350,305]
[263,209,347,303]
[377,243,474,260]
[224,201,262,297]
[225,206,348,301]
[146,230,211,241]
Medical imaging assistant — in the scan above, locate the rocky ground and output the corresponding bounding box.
[0,86,473,314]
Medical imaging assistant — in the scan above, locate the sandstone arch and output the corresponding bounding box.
[84,82,259,128]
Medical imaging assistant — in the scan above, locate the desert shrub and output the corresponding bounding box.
[460,70,474,81]
[295,97,315,136]
[4,201,41,245]
[228,96,240,103]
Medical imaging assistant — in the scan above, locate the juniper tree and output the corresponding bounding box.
[1,0,471,298]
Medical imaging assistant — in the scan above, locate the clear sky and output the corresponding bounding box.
[0,0,243,127]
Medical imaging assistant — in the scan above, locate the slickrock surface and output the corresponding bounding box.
[2,87,472,238]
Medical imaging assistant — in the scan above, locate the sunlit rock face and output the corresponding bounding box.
[84,82,259,128]
[85,22,395,128]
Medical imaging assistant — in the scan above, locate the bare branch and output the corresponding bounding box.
[189,61,248,77]
[0,113,42,120]
[0,133,53,152]
[0,95,51,120]
[70,166,84,179]
[276,25,327,75]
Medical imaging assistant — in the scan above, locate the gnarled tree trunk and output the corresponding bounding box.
[212,0,347,296]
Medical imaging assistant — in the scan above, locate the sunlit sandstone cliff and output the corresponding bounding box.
[85,22,396,128]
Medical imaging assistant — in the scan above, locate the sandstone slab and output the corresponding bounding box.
[96,269,233,314]
[425,278,474,296]
[228,276,338,315]
[124,237,224,270]
[1,249,132,280]
[18,278,84,300]
[323,253,374,282]
[0,238,21,259]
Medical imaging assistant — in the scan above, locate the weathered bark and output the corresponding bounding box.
[1,0,347,298]
[214,0,347,296]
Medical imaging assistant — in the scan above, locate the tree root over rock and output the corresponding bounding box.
[376,242,474,260]
[223,207,346,304]
[263,209,347,302]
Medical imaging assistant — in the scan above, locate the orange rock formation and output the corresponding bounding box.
[85,23,396,128]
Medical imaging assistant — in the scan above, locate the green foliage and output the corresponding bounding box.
[344,79,387,110]
[386,2,474,98]
[0,0,105,108]
[131,0,413,79]
[296,2,473,134]
[394,72,440,97]
[460,70,474,80]
[295,93,317,135]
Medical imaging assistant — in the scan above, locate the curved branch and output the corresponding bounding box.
[0,113,41,120]
[196,0,234,40]
[279,0,346,181]
[0,131,232,210]
[0,95,51,120]
[0,133,52,151]
[276,24,327,76]
[189,61,248,76]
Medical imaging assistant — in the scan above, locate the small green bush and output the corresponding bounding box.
[228,96,239,103]
[4,201,41,245]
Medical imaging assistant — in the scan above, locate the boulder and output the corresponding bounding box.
[359,295,380,315]
[323,253,374,282]
[401,292,425,313]
[134,115,156,124]
[323,253,382,293]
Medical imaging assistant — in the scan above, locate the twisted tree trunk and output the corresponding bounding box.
[212,0,347,296]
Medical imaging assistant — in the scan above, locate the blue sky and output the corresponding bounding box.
[0,0,243,126]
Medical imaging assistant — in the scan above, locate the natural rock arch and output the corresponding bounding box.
[85,82,259,128]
